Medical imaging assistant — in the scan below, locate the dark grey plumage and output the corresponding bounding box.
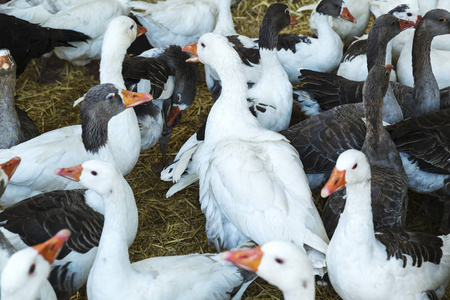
[80,83,130,154]
[227,35,260,66]
[0,50,39,149]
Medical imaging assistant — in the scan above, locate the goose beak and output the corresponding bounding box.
[55,164,83,182]
[340,7,357,24]
[166,105,181,127]
[321,167,346,198]
[415,15,422,28]
[183,42,199,63]
[121,89,153,108]
[386,64,394,75]
[399,19,415,31]
[136,25,147,37]
[221,246,263,273]
[32,229,71,264]
[290,14,299,25]
[1,157,21,180]
[0,53,12,70]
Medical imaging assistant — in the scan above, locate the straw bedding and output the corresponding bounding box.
[10,0,450,299]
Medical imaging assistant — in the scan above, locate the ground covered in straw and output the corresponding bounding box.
[12,0,450,299]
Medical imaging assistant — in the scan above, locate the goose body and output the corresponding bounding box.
[184,32,328,275]
[0,84,152,207]
[323,149,450,300]
[130,0,235,48]
[42,0,130,66]
[0,49,39,149]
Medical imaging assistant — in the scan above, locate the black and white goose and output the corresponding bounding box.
[322,149,450,300]
[122,45,197,167]
[0,49,39,149]
[336,4,419,82]
[283,65,408,238]
[0,83,152,207]
[294,13,414,119]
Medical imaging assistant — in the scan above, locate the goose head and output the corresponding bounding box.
[1,229,70,300]
[80,83,153,153]
[103,16,147,51]
[388,4,420,23]
[316,0,356,23]
[55,160,122,197]
[222,241,315,299]
[415,9,450,38]
[321,149,371,197]
[0,157,20,197]
[0,49,15,75]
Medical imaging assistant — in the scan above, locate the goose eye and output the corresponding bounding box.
[130,25,134,30]
[438,17,446,22]
[29,264,36,275]
[200,42,206,48]
[177,94,181,102]
[284,8,289,14]
[335,4,340,9]
[407,12,412,17]
[392,21,396,26]
[352,163,358,169]
[106,93,115,101]
[91,171,97,176]
[275,258,284,264]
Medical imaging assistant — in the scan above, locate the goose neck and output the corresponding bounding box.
[0,73,20,148]
[314,13,337,39]
[366,25,389,71]
[99,37,127,88]
[213,0,235,35]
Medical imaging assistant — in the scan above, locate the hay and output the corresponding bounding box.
[11,0,450,299]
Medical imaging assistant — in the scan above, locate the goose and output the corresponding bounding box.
[162,3,298,194]
[336,4,419,82]
[55,160,256,300]
[0,156,20,197]
[0,229,70,300]
[0,49,39,149]
[0,83,152,207]
[180,32,329,276]
[222,241,315,300]
[299,0,371,45]
[41,0,131,67]
[130,0,235,48]
[322,149,450,300]
[295,13,414,118]
[297,9,450,119]
[274,0,356,84]
[0,154,137,299]
[122,45,197,168]
[0,13,90,77]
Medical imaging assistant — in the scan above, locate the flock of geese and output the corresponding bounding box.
[0,0,449,299]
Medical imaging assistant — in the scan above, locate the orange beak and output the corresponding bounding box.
[0,53,12,70]
[55,164,83,182]
[136,25,147,37]
[321,167,346,198]
[121,89,153,108]
[386,64,394,75]
[182,42,199,63]
[414,15,422,28]
[399,19,415,31]
[290,14,299,25]
[166,105,181,127]
[340,7,357,23]
[221,246,263,273]
[1,157,21,180]
[32,229,71,264]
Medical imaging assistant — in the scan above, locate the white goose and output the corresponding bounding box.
[0,84,152,207]
[183,33,328,275]
[56,160,256,300]
[322,149,450,299]
[222,241,315,300]
[299,0,371,45]
[130,0,235,48]
[1,229,70,300]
